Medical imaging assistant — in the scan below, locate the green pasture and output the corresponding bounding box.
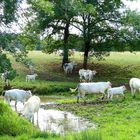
[1,51,140,140]
[9,51,140,83]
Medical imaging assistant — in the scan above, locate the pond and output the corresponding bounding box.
[1,96,96,134]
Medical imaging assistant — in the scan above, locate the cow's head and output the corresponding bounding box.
[122,85,127,91]
[26,90,32,97]
[92,70,97,75]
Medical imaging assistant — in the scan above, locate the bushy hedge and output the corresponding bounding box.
[0,80,76,96]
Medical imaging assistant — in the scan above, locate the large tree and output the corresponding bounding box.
[21,0,78,65]
[20,0,140,68]
[71,0,140,68]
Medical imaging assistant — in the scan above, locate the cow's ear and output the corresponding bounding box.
[107,81,112,86]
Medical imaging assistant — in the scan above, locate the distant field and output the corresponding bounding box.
[9,51,140,83]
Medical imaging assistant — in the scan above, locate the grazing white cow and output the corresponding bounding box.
[129,78,140,98]
[86,70,97,82]
[63,61,76,74]
[22,95,40,123]
[79,69,97,82]
[55,49,63,56]
[26,74,38,82]
[1,71,10,86]
[107,85,126,100]
[4,89,32,110]
[70,81,112,103]
[1,73,5,81]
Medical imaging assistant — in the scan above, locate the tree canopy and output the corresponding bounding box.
[20,0,140,68]
[1,0,140,70]
[0,0,29,81]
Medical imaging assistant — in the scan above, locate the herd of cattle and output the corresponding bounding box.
[1,61,140,123]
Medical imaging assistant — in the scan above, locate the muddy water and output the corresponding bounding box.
[1,96,96,134]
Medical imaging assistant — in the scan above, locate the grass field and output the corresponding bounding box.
[7,51,140,83]
[1,51,140,140]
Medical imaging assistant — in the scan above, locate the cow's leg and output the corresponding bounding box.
[101,92,105,100]
[133,89,136,98]
[122,93,125,99]
[107,93,110,99]
[81,93,86,104]
[15,101,17,111]
[77,93,80,103]
[37,111,39,126]
[130,86,135,98]
[6,98,10,105]
[110,94,113,100]
[32,114,34,124]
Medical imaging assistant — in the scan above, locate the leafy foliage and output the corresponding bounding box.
[0,0,18,24]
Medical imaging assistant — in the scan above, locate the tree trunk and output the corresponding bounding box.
[83,41,90,69]
[62,22,70,66]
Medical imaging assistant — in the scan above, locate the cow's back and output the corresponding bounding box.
[79,82,110,94]
[5,89,28,102]
[79,83,99,93]
[23,96,40,114]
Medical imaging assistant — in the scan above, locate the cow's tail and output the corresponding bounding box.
[1,90,5,96]
[70,87,77,92]
[70,84,79,93]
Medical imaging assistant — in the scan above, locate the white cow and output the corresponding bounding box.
[26,74,38,82]
[4,89,32,110]
[55,49,63,56]
[129,78,140,98]
[1,71,10,86]
[86,70,97,82]
[107,85,126,100]
[79,69,97,82]
[63,61,76,74]
[70,81,112,103]
[22,96,40,123]
[1,73,5,81]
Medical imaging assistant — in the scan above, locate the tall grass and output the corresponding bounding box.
[0,101,34,136]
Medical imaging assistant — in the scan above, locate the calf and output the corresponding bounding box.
[107,86,126,100]
[22,95,40,123]
[79,69,97,82]
[63,61,76,74]
[26,74,38,82]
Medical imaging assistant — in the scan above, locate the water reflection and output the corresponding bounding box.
[5,100,96,134]
[34,109,96,134]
